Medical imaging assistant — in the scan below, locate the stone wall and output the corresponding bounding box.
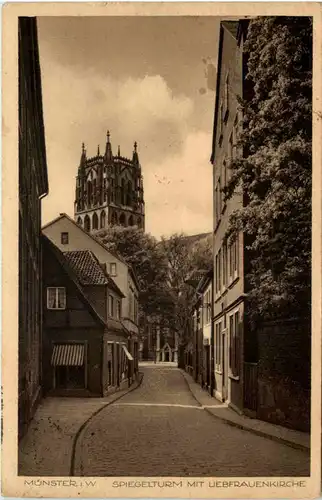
[256,318,311,432]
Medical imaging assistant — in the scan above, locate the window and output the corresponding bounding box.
[110,263,117,276]
[215,254,219,294]
[109,295,114,317]
[223,242,228,288]
[204,289,211,324]
[116,299,121,320]
[47,287,66,310]
[229,310,240,378]
[224,72,229,122]
[229,235,239,282]
[215,177,222,227]
[218,101,223,145]
[215,321,222,372]
[223,160,227,208]
[218,249,222,293]
[233,115,238,159]
[229,133,233,160]
[61,232,69,245]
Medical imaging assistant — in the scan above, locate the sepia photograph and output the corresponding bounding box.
[2,2,322,498]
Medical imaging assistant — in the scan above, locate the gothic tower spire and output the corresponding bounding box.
[132,141,139,164]
[78,142,87,174]
[105,130,113,162]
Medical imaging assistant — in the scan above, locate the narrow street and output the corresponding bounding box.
[75,364,310,477]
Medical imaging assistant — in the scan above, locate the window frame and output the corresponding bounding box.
[61,232,69,245]
[215,320,222,373]
[109,294,115,318]
[228,307,241,380]
[47,287,66,310]
[110,263,117,277]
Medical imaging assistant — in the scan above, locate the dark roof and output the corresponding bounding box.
[64,250,108,285]
[42,235,106,328]
[63,250,125,297]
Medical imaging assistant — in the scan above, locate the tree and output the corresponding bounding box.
[225,17,312,324]
[96,226,175,322]
[160,232,213,344]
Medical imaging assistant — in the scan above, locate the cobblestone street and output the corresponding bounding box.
[74,365,310,477]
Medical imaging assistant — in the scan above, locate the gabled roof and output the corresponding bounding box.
[63,250,125,297]
[42,234,106,328]
[64,250,108,285]
[42,213,127,264]
[43,235,127,335]
[42,212,141,292]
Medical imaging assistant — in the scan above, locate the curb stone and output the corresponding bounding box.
[70,372,144,476]
[203,407,310,453]
[181,370,310,453]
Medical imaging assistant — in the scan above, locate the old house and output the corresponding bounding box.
[42,213,140,375]
[185,269,214,393]
[210,19,310,432]
[18,17,49,438]
[42,236,134,396]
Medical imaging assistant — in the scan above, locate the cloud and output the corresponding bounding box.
[40,53,212,238]
[144,131,213,239]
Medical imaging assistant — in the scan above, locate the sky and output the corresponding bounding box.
[38,16,220,239]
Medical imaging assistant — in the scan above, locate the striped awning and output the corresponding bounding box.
[51,344,85,366]
[122,345,134,361]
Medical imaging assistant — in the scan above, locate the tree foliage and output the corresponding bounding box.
[96,226,175,321]
[160,232,213,344]
[225,17,312,323]
[96,226,213,344]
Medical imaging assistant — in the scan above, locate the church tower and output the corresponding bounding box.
[74,131,145,233]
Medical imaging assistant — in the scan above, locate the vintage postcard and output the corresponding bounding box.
[2,1,322,498]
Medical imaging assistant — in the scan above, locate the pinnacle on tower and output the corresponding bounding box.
[97,144,100,156]
[118,145,121,156]
[105,130,113,162]
[78,142,87,174]
[132,141,139,164]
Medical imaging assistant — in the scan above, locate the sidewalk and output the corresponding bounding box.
[181,370,310,452]
[19,375,143,476]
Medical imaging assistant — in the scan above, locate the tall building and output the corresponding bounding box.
[74,132,145,233]
[211,19,310,433]
[210,20,249,413]
[18,17,49,438]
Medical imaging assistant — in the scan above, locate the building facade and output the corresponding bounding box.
[141,319,178,363]
[74,132,145,232]
[210,21,248,412]
[18,17,49,438]
[42,237,133,396]
[42,213,140,373]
